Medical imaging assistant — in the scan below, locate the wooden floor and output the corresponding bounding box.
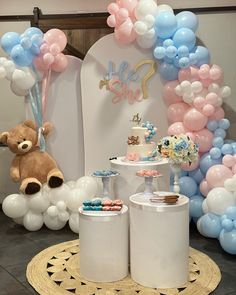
[0,210,236,295]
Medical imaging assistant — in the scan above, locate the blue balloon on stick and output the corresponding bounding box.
[219,229,236,254]
[189,195,204,218]
[173,28,196,51]
[10,44,33,67]
[176,11,199,32]
[24,27,43,38]
[179,176,198,197]
[1,32,20,54]
[155,12,177,39]
[194,46,210,67]
[159,61,179,81]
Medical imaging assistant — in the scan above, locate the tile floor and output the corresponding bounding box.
[0,209,236,295]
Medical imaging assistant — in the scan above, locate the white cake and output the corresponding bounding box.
[126,126,156,161]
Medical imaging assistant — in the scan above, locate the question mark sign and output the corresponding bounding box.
[134,60,157,99]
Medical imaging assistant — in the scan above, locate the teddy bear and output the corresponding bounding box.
[0,120,64,195]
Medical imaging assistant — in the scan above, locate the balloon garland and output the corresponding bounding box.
[107,0,235,254]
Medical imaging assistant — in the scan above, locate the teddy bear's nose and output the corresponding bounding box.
[22,144,28,149]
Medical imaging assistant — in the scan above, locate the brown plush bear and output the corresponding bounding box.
[0,120,64,195]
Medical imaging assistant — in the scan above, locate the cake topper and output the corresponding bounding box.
[131,113,142,126]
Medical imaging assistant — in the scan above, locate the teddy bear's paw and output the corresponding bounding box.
[47,169,64,189]
[20,178,42,195]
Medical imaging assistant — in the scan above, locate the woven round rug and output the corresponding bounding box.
[27,239,221,295]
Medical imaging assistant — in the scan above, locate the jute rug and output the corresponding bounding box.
[27,239,221,295]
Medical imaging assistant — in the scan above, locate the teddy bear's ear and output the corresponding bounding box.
[42,122,53,137]
[23,120,37,130]
[0,132,9,145]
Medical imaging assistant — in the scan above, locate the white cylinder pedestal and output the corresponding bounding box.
[110,157,170,205]
[79,206,129,282]
[130,192,189,288]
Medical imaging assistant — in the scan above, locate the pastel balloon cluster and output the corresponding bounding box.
[107,0,138,44]
[34,29,68,72]
[2,176,99,233]
[1,27,43,67]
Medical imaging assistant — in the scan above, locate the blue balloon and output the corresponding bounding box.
[10,44,33,67]
[179,57,190,68]
[219,229,236,254]
[1,32,20,54]
[194,46,210,67]
[176,11,199,32]
[225,206,236,220]
[164,56,174,64]
[165,46,177,58]
[189,168,204,184]
[24,27,43,38]
[199,153,222,174]
[159,62,179,81]
[212,137,224,148]
[156,12,177,39]
[218,118,230,130]
[154,46,166,59]
[177,45,189,57]
[214,128,226,139]
[231,142,236,154]
[221,219,234,232]
[207,120,218,132]
[173,28,196,51]
[189,195,204,218]
[189,53,197,65]
[221,144,233,155]
[199,213,222,238]
[163,39,174,47]
[179,176,198,197]
[209,147,222,160]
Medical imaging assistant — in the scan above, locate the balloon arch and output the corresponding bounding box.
[107,0,236,254]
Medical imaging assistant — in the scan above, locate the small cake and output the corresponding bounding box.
[125,117,158,162]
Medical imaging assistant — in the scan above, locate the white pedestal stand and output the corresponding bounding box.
[129,192,189,288]
[110,157,170,205]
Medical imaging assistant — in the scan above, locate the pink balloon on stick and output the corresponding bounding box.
[183,108,208,131]
[168,122,189,135]
[162,80,182,106]
[51,53,68,72]
[167,102,189,123]
[206,164,233,188]
[44,29,67,51]
[194,128,214,153]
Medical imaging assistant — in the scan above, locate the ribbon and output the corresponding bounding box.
[42,68,52,117]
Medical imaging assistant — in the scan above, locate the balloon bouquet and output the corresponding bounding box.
[0,28,99,233]
[107,0,235,254]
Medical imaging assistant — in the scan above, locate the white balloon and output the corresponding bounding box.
[76,176,98,199]
[66,181,76,189]
[67,188,90,212]
[202,199,209,214]
[208,83,220,93]
[0,57,7,65]
[47,206,59,217]
[216,97,223,107]
[58,211,70,222]
[134,21,148,35]
[220,86,231,98]
[48,184,70,205]
[144,14,155,28]
[43,212,67,230]
[175,85,183,96]
[10,81,28,96]
[69,213,80,234]
[56,200,67,211]
[191,81,203,93]
[12,68,36,90]
[0,66,6,79]
[136,35,156,49]
[156,4,174,15]
[28,191,50,213]
[181,81,191,92]
[206,187,235,215]
[135,0,158,19]
[145,28,156,39]
[23,211,44,231]
[2,194,28,218]
[4,60,16,80]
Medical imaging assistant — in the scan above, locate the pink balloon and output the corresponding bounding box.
[107,14,116,27]
[206,164,233,188]
[178,66,199,82]
[183,108,208,131]
[205,92,218,106]
[181,156,200,171]
[198,65,210,79]
[222,155,235,168]
[232,164,236,174]
[40,43,49,54]
[119,0,138,13]
[162,80,182,106]
[115,18,136,44]
[210,65,223,80]
[167,102,189,123]
[107,3,119,14]
[117,8,129,23]
[193,96,206,110]
[201,78,212,88]
[200,179,210,197]
[50,43,61,56]
[34,55,48,72]
[51,53,68,72]
[194,128,214,153]
[43,53,54,66]
[202,104,215,117]
[168,122,189,135]
[209,107,225,120]
[44,29,67,51]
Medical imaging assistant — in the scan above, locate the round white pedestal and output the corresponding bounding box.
[110,157,170,205]
[79,206,129,282]
[129,192,189,288]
